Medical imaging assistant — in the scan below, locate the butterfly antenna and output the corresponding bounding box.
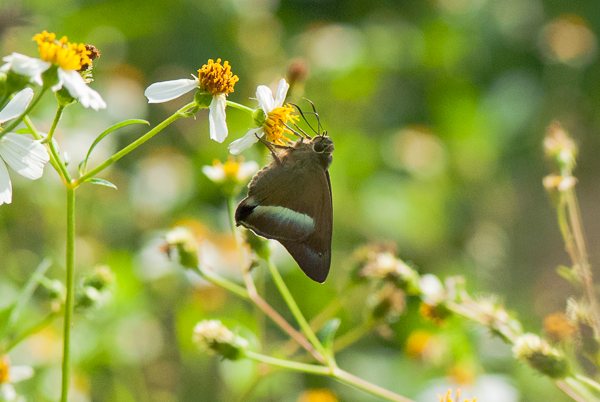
[284,122,308,139]
[304,98,324,134]
[291,103,319,136]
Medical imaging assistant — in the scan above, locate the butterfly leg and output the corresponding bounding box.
[255,134,282,164]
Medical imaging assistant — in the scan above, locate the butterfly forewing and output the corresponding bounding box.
[235,139,333,282]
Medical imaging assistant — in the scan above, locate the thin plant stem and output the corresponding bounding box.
[23,116,64,178]
[333,367,414,402]
[42,104,65,144]
[243,270,325,363]
[60,187,76,402]
[0,87,47,137]
[564,189,600,337]
[575,374,600,394]
[76,102,196,186]
[333,320,375,352]
[265,257,331,364]
[245,350,330,375]
[244,351,414,402]
[226,100,255,115]
[5,311,60,352]
[193,265,249,299]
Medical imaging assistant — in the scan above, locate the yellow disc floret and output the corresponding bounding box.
[33,30,92,71]
[264,104,298,145]
[0,356,10,384]
[197,58,239,96]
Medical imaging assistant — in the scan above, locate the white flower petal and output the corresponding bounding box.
[209,94,228,143]
[0,160,12,205]
[255,85,275,114]
[228,128,263,155]
[238,160,259,180]
[0,133,49,180]
[1,383,17,401]
[58,69,106,110]
[144,78,198,103]
[0,88,33,123]
[419,274,445,305]
[9,365,34,383]
[2,53,50,86]
[273,78,289,108]
[202,165,225,182]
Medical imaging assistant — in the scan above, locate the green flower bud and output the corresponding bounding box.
[165,227,199,269]
[193,320,248,360]
[513,333,569,378]
[194,91,212,108]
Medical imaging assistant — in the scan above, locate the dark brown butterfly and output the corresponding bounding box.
[235,134,334,282]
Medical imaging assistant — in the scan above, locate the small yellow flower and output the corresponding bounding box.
[439,389,477,402]
[297,388,338,402]
[544,312,576,342]
[0,356,9,384]
[2,31,106,110]
[144,58,239,143]
[229,79,301,154]
[197,58,239,96]
[202,156,258,184]
[32,30,92,71]
[405,330,434,359]
[263,104,299,145]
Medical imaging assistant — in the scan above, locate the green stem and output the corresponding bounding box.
[334,320,375,352]
[333,368,414,402]
[193,265,249,299]
[244,350,330,376]
[226,100,255,115]
[0,87,47,138]
[575,374,600,394]
[244,351,413,402]
[23,116,64,178]
[5,311,60,352]
[42,104,65,144]
[60,187,76,402]
[75,102,195,186]
[266,258,330,364]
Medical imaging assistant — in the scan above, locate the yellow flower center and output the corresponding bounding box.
[33,30,92,71]
[0,356,10,384]
[197,58,239,96]
[264,104,299,145]
[222,157,241,180]
[439,389,477,402]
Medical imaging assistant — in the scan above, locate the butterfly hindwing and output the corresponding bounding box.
[235,145,333,282]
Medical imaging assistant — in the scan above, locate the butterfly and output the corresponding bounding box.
[235,129,334,283]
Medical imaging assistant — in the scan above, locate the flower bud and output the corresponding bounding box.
[513,333,569,378]
[83,265,114,291]
[165,226,199,269]
[368,283,406,323]
[193,320,248,360]
[544,122,577,172]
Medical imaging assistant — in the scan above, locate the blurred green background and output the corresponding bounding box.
[1,0,599,400]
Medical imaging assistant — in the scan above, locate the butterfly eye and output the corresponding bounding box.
[313,140,326,153]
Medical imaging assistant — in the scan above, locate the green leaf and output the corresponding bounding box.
[318,318,341,356]
[556,265,581,285]
[79,119,149,174]
[86,178,118,190]
[2,259,52,337]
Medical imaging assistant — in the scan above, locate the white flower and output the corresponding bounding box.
[419,274,446,305]
[202,157,259,183]
[0,356,34,402]
[0,88,49,205]
[228,78,292,155]
[2,52,106,111]
[144,59,238,143]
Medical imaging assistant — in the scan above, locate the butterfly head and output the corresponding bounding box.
[310,134,334,168]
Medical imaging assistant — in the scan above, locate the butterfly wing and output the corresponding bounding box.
[236,155,333,282]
